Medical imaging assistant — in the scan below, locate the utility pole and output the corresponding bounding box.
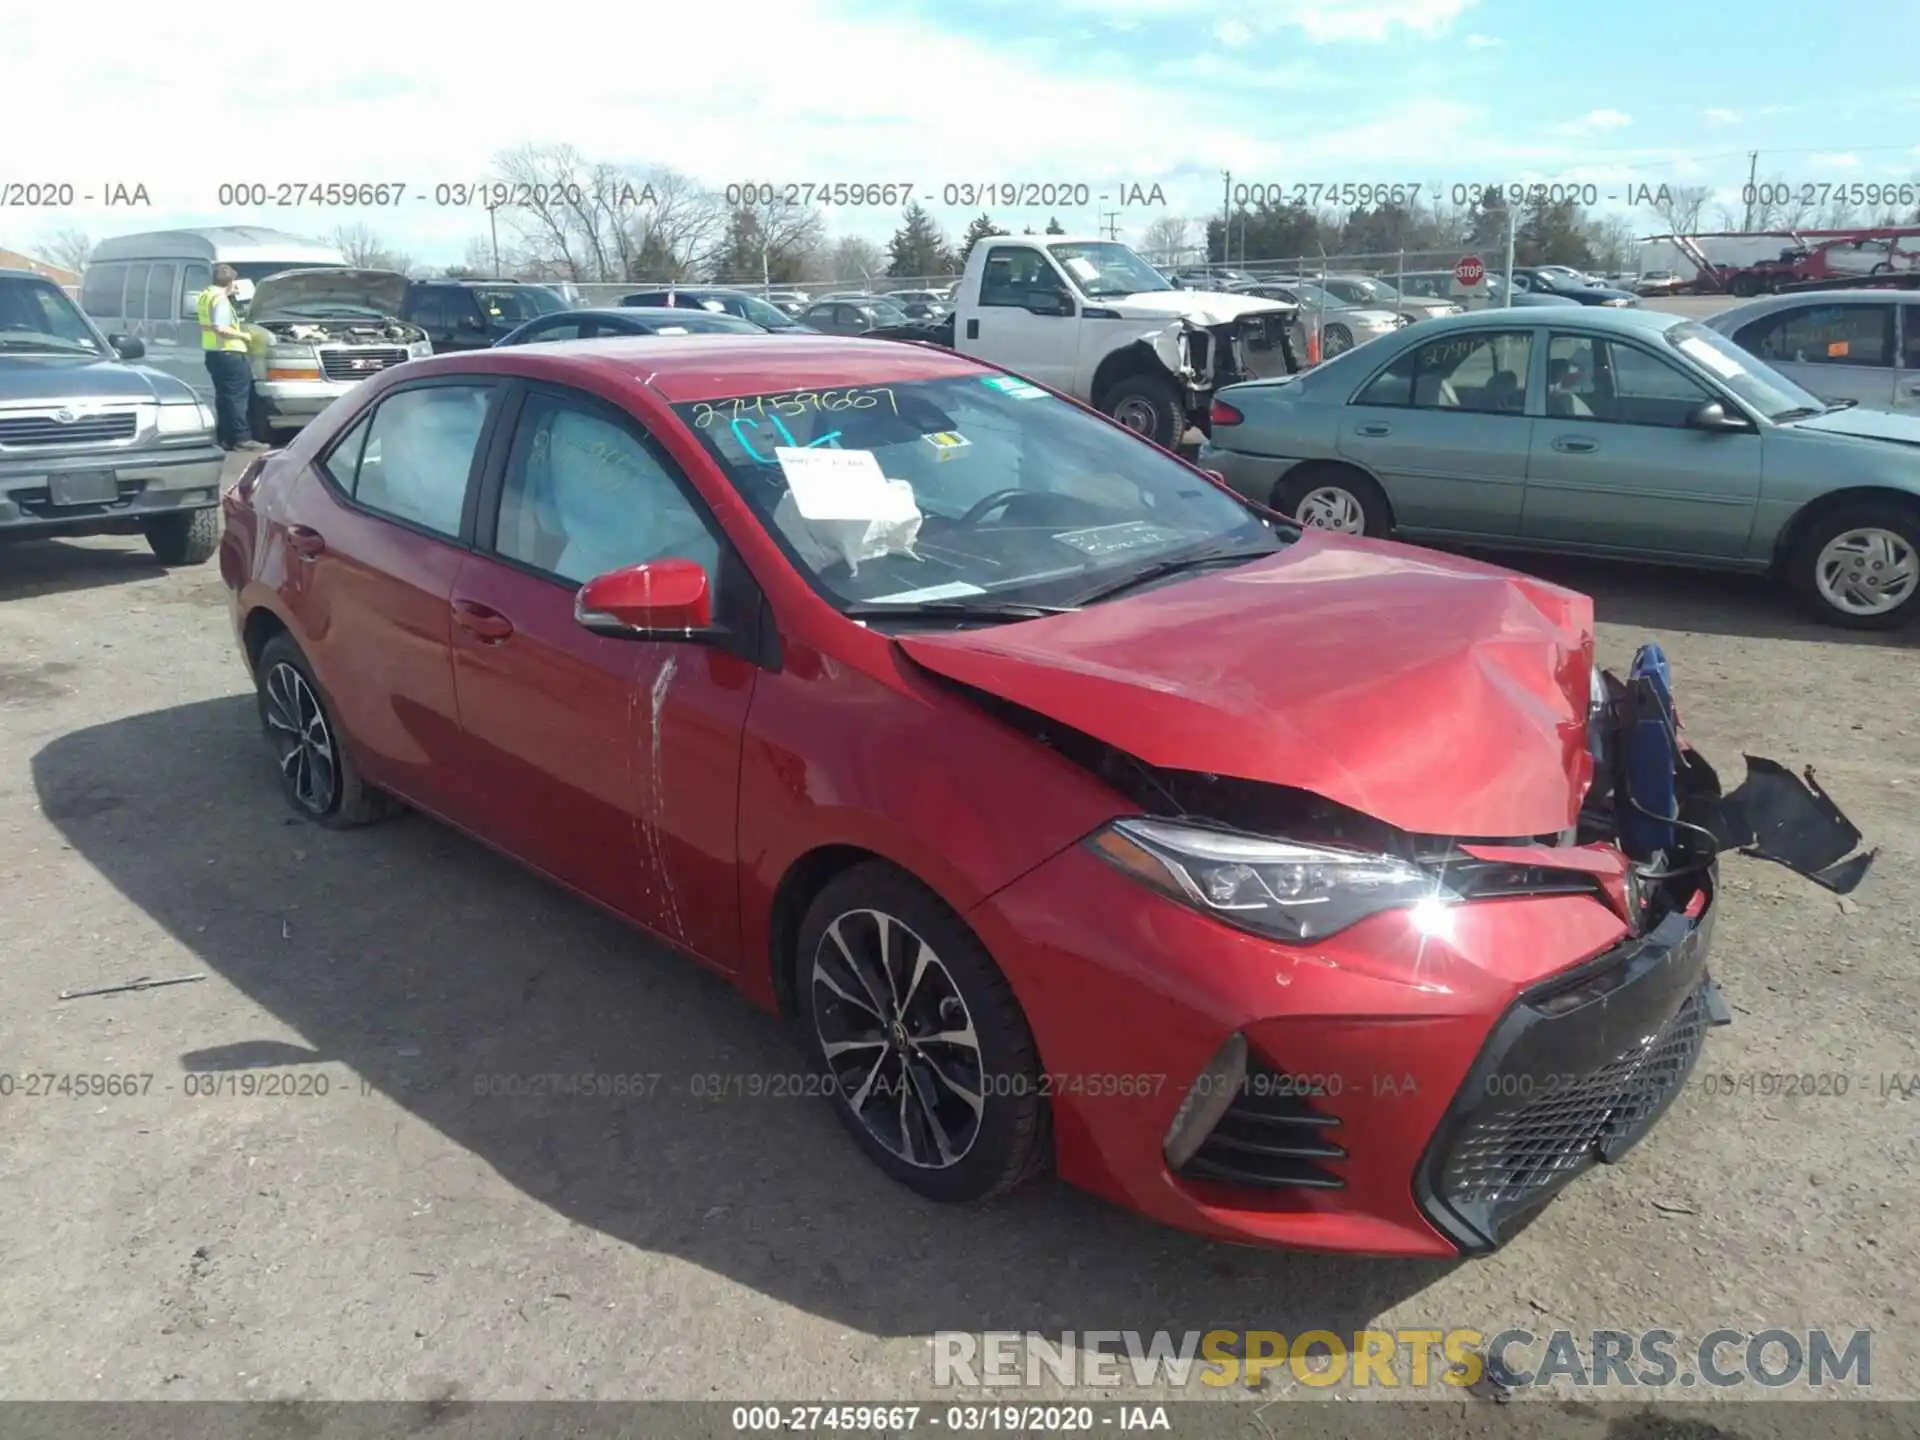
[487,203,500,276]
[1221,170,1232,265]
[1741,150,1759,231]
[1503,206,1517,307]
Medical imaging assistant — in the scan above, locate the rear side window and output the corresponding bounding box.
[1357,330,1532,412]
[180,264,211,318]
[331,384,495,538]
[319,412,374,492]
[81,263,128,318]
[1736,303,1894,368]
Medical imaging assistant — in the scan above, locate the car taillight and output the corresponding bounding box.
[1210,399,1243,426]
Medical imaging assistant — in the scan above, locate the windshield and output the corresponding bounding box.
[730,293,798,328]
[1664,321,1826,421]
[1289,282,1350,309]
[643,311,761,334]
[671,373,1278,610]
[1337,276,1400,303]
[0,277,107,355]
[1047,242,1174,298]
[867,300,912,324]
[476,287,565,326]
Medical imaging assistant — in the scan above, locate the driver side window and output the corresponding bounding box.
[979,246,1069,310]
[493,392,722,586]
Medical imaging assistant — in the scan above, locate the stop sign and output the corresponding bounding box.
[1455,255,1486,286]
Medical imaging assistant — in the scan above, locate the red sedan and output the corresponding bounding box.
[220,335,1729,1256]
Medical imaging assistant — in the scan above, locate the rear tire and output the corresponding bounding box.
[1274,464,1394,538]
[1785,501,1920,630]
[255,632,399,827]
[1099,373,1183,449]
[144,507,221,566]
[248,394,277,444]
[795,861,1050,1203]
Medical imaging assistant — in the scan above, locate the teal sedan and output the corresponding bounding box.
[1198,307,1920,629]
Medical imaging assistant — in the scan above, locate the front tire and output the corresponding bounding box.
[796,862,1050,1203]
[1274,464,1394,538]
[1099,373,1183,449]
[248,393,277,444]
[1786,502,1920,630]
[144,507,221,566]
[255,632,398,826]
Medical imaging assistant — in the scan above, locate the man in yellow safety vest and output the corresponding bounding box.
[196,264,264,451]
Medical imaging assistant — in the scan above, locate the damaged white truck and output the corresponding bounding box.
[869,237,1299,448]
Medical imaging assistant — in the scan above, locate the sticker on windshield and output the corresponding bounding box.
[1063,256,1100,283]
[1051,521,1193,558]
[982,375,1047,399]
[1675,335,1743,379]
[923,430,971,462]
[775,447,913,522]
[866,581,987,604]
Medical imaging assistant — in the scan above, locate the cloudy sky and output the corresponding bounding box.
[8,0,1919,266]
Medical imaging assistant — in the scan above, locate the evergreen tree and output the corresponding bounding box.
[1044,216,1066,235]
[959,212,1010,266]
[887,203,952,277]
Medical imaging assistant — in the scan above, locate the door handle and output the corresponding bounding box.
[1552,436,1598,453]
[284,524,326,557]
[451,599,514,641]
[1357,423,1391,436]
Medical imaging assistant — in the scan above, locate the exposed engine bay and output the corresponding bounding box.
[252,317,427,345]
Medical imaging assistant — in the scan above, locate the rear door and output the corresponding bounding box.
[449,383,758,965]
[1731,300,1898,409]
[276,378,503,821]
[1336,326,1537,536]
[1522,331,1760,558]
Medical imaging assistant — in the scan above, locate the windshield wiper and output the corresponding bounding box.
[1066,540,1279,607]
[843,598,1078,624]
[1771,406,1824,421]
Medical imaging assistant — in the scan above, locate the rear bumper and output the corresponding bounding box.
[0,445,226,536]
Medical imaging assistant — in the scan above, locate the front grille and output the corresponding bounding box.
[1417,902,1713,1253]
[0,411,138,447]
[1175,1061,1345,1191]
[1439,985,1706,1210]
[319,347,408,382]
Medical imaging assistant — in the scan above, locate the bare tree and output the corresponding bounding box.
[826,236,885,283]
[1647,184,1711,236]
[1580,213,1640,273]
[326,221,413,274]
[630,167,727,279]
[1138,215,1192,263]
[37,224,93,274]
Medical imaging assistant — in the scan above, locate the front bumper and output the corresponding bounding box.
[252,377,357,425]
[1194,440,1305,508]
[0,445,226,536]
[970,843,1717,1256]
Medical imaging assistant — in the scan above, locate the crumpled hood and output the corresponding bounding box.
[251,267,410,321]
[896,531,1597,839]
[1101,290,1298,325]
[1784,405,1920,448]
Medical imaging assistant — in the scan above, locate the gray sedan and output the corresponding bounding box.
[1197,306,1920,628]
[1312,273,1465,324]
[1704,291,1920,416]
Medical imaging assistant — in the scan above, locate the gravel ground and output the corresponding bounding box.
[0,463,1915,1423]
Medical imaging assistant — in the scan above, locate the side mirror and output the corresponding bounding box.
[575,559,713,637]
[1028,292,1074,317]
[110,334,146,360]
[1688,400,1751,433]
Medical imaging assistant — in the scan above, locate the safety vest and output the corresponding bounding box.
[196,286,249,352]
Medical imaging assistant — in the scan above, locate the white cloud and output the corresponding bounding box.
[1810,152,1863,169]
[1047,0,1478,42]
[1464,33,1503,48]
[1577,108,1634,131]
[1212,19,1254,45]
[1703,108,1740,124]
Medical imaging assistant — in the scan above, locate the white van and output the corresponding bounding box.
[79,227,347,394]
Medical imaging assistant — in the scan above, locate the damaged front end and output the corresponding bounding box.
[1154,308,1301,426]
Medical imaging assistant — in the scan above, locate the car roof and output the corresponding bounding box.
[1705,289,1909,321]
[0,267,61,283]
[1396,306,1686,337]
[535,307,743,322]
[404,333,988,403]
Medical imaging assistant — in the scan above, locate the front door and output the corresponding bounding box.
[1899,304,1920,413]
[1336,325,1537,536]
[451,384,758,967]
[964,244,1081,390]
[278,379,502,821]
[1522,332,1760,558]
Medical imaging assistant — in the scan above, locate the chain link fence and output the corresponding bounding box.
[569,277,960,310]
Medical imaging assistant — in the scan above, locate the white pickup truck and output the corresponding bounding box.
[869,236,1299,447]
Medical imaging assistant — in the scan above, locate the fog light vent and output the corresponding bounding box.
[1162,1033,1247,1170]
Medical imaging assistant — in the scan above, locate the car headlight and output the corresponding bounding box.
[1088,818,1454,943]
[409,340,432,358]
[156,402,213,435]
[1603,297,1633,307]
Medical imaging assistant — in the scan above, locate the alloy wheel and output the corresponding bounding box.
[263,662,339,815]
[1813,527,1918,617]
[811,908,985,1170]
[1295,485,1367,534]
